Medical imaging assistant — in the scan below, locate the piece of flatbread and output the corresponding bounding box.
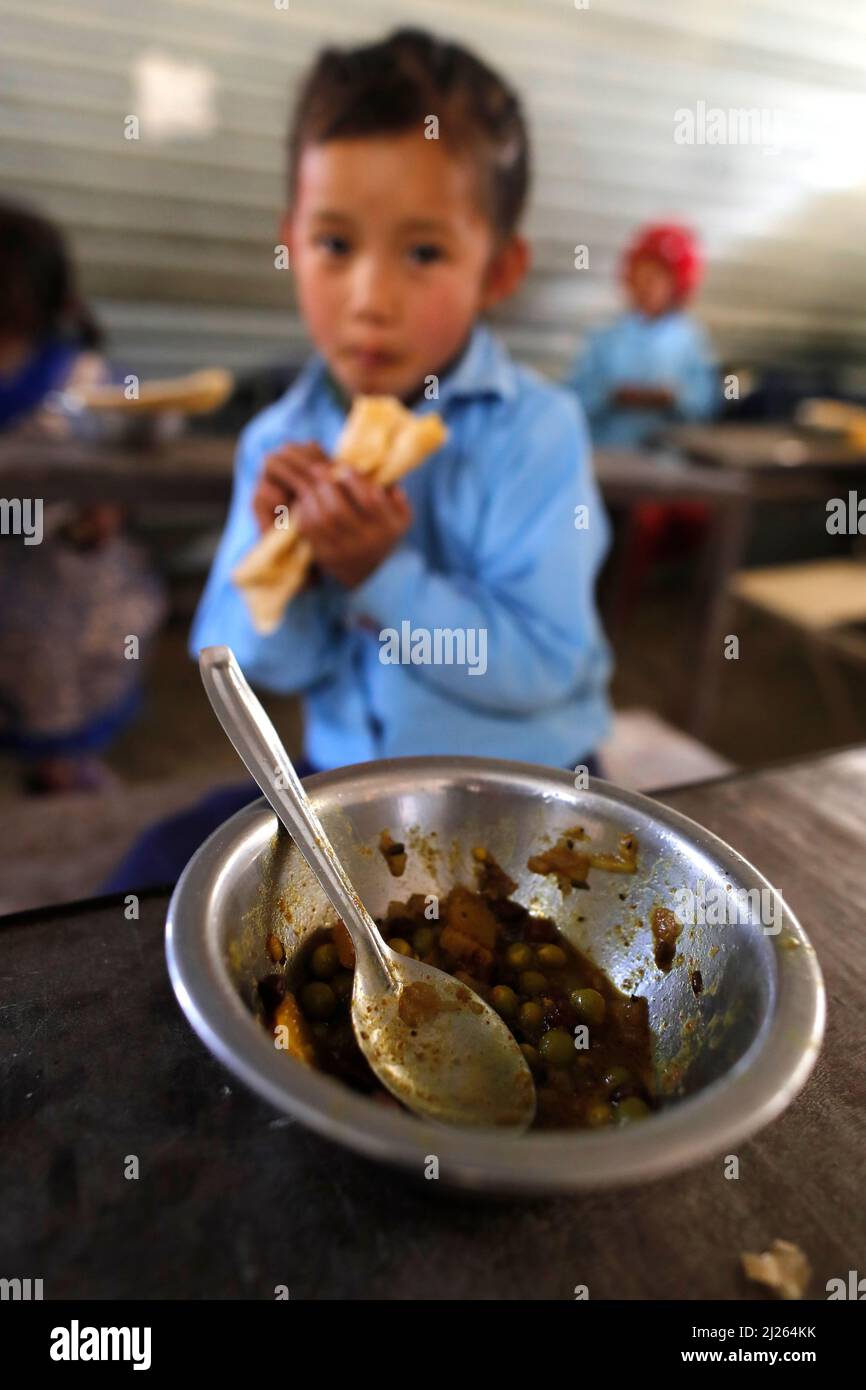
[232,528,314,635]
[376,413,449,487]
[74,368,233,416]
[336,396,410,475]
[233,395,447,633]
[741,1239,811,1300]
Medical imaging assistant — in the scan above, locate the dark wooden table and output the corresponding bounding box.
[0,435,235,506]
[668,421,866,473]
[1,746,863,1300]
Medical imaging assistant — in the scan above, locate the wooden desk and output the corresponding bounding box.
[668,422,866,472]
[0,435,235,506]
[667,422,866,502]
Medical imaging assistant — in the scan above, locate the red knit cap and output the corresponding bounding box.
[623,223,703,301]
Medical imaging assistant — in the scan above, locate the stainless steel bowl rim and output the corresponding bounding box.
[165,756,825,1194]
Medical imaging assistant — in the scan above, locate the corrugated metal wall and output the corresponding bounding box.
[2,0,865,380]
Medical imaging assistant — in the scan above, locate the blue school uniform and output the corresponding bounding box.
[567,310,717,448]
[190,324,612,770]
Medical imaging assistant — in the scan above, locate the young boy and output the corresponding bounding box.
[190,27,611,784]
[567,223,717,449]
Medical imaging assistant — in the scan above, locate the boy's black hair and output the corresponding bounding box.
[288,28,530,239]
[0,200,101,348]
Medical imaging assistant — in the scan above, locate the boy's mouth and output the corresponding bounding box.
[343,345,400,372]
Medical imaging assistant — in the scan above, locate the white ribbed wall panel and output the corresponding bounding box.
[1,0,864,378]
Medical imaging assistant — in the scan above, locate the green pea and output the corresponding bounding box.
[519,970,548,997]
[615,1096,650,1124]
[518,1001,544,1034]
[539,1028,575,1067]
[505,942,533,971]
[412,926,435,955]
[586,1100,613,1128]
[519,1043,541,1071]
[388,937,413,957]
[491,985,518,1019]
[300,981,336,1020]
[331,970,354,1001]
[310,942,339,979]
[602,1064,633,1092]
[537,944,567,969]
[570,988,606,1026]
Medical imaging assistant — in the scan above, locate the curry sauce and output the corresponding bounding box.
[258,849,655,1132]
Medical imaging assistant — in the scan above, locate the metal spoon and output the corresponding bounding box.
[199,646,535,1131]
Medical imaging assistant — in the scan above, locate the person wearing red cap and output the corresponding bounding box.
[566,222,718,448]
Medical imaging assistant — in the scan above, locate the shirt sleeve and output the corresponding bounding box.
[343,391,610,715]
[565,331,610,423]
[671,321,719,422]
[188,422,350,694]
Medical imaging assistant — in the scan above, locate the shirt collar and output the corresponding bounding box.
[435,324,518,404]
[289,322,517,416]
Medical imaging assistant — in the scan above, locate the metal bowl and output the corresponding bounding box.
[165,756,825,1195]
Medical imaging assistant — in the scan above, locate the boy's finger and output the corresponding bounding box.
[372,482,412,526]
[262,457,300,495]
[315,478,359,532]
[265,454,320,490]
[293,489,325,540]
[254,481,288,531]
[269,440,329,466]
[390,485,412,519]
[297,482,347,544]
[334,468,382,519]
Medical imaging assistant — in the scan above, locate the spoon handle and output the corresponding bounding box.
[199,645,393,988]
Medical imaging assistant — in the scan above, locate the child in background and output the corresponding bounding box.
[567,223,717,449]
[567,224,718,614]
[107,28,612,890]
[0,202,165,792]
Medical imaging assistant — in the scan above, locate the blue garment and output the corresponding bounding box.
[190,325,613,770]
[566,310,717,448]
[0,338,76,430]
[0,683,142,759]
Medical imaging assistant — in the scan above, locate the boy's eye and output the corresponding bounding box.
[317,234,351,256]
[408,243,444,265]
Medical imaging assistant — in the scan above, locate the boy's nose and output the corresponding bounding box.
[349,257,398,322]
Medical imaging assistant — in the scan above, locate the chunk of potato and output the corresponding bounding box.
[443,885,498,949]
[273,992,316,1065]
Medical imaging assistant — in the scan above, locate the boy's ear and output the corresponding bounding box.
[480,235,531,310]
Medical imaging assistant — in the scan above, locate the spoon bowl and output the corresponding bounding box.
[351,947,535,1127]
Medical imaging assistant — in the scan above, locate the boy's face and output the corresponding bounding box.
[286,128,527,400]
[627,255,678,318]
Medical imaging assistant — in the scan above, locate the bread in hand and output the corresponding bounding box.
[232,394,447,634]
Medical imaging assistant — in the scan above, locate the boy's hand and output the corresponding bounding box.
[612,384,676,411]
[293,466,413,590]
[252,441,330,535]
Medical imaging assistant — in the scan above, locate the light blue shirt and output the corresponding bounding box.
[567,310,718,448]
[190,325,613,770]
